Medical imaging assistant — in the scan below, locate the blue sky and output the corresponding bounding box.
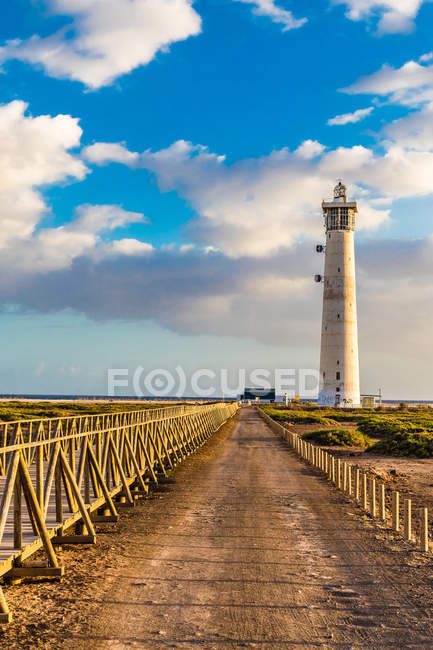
[1,0,433,398]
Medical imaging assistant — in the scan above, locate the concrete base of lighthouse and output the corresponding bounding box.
[317,390,360,408]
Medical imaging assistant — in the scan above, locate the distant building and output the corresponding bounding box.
[316,181,360,408]
[242,388,275,402]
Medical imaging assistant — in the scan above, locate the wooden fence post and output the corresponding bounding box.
[379,483,386,522]
[420,507,429,553]
[370,478,376,518]
[404,499,412,542]
[392,492,400,532]
[362,473,368,511]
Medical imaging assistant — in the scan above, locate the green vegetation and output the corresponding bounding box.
[0,400,161,422]
[303,428,372,448]
[357,415,433,439]
[368,431,433,458]
[262,403,433,457]
[260,406,337,427]
[356,416,405,438]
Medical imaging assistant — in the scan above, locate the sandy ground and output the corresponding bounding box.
[288,422,433,524]
[3,409,433,648]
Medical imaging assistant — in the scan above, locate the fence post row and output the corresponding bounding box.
[256,407,430,556]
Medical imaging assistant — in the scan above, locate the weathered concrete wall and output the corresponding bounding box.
[318,229,360,407]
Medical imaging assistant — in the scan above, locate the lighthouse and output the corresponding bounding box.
[316,181,360,408]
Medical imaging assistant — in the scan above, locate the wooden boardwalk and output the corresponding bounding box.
[0,402,238,622]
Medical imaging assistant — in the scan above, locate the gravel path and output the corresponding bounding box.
[3,407,433,648]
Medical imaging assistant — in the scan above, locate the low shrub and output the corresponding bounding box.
[357,415,433,438]
[320,411,361,422]
[302,428,372,448]
[356,416,404,438]
[261,406,336,426]
[367,430,433,458]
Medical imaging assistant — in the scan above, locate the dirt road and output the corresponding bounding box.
[4,407,433,648]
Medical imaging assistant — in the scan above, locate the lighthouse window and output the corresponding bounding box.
[337,267,341,272]
[337,360,340,365]
[336,372,340,380]
[340,207,349,228]
[336,387,340,392]
[337,313,340,319]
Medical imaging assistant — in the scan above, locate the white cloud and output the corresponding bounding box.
[419,51,433,62]
[0,101,152,275]
[72,204,146,233]
[3,104,433,396]
[83,142,140,165]
[341,53,433,155]
[294,140,326,159]
[102,239,155,257]
[0,100,86,250]
[344,59,433,106]
[235,0,307,31]
[2,205,148,274]
[6,236,433,401]
[384,102,433,150]
[341,54,433,155]
[83,130,433,253]
[85,138,395,257]
[328,106,374,125]
[332,0,429,34]
[0,0,202,89]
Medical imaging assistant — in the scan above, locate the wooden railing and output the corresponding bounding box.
[0,402,238,623]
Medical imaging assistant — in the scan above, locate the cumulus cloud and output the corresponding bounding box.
[100,239,155,257]
[332,0,428,34]
[3,102,433,396]
[2,205,148,274]
[0,100,152,276]
[419,51,433,62]
[384,102,433,150]
[87,138,416,257]
[72,204,146,234]
[344,59,433,106]
[0,0,202,89]
[4,237,433,400]
[328,106,374,125]
[235,0,307,31]
[0,246,321,344]
[0,100,86,250]
[83,142,140,165]
[342,56,433,153]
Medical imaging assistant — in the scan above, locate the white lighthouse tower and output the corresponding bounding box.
[316,181,360,407]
